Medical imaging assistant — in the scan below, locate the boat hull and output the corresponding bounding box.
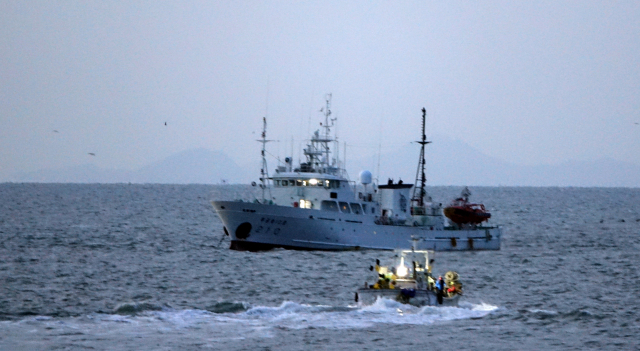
[213,201,501,251]
[444,206,490,225]
[355,288,460,307]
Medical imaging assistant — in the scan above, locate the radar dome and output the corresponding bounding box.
[359,170,372,185]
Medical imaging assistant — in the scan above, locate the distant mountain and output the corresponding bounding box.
[9,148,251,184]
[347,136,640,187]
[134,148,249,184]
[6,144,640,187]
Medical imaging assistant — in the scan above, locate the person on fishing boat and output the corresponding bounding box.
[370,259,382,274]
[385,268,397,282]
[447,283,457,296]
[427,275,435,290]
[370,259,383,289]
[435,276,445,304]
[373,273,386,289]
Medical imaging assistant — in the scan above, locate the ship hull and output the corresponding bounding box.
[213,201,501,251]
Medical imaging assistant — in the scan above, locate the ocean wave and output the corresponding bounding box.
[562,308,604,321]
[113,302,166,315]
[517,306,604,322]
[206,301,249,314]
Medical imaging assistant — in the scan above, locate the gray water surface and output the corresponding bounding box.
[1,184,638,350]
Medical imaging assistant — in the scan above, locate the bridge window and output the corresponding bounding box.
[321,200,339,212]
[281,180,287,186]
[339,202,351,214]
[350,203,363,215]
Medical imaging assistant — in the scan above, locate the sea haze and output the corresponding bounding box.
[0,184,639,350]
[6,138,640,187]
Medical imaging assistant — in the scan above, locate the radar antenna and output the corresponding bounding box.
[411,108,431,207]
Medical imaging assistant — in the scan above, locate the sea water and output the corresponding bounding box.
[0,184,638,350]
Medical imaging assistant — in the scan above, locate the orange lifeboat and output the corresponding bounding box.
[443,187,491,225]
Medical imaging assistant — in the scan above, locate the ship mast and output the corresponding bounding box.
[258,117,273,203]
[303,93,338,175]
[411,108,431,207]
[322,93,336,170]
[323,94,335,166]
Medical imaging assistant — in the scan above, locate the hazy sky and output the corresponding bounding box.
[2,1,639,180]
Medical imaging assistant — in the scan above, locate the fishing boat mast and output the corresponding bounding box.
[411,108,431,208]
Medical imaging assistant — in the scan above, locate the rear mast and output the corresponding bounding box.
[411,108,431,208]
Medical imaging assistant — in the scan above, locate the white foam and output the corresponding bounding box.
[240,299,498,330]
[3,299,499,342]
[461,301,500,312]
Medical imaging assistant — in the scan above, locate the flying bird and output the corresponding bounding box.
[164,122,167,126]
[53,130,59,133]
[88,153,95,156]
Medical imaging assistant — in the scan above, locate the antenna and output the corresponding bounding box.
[376,141,382,184]
[343,141,347,173]
[411,108,431,207]
[265,77,270,118]
[375,108,384,185]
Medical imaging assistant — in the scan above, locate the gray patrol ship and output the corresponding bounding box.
[212,95,502,251]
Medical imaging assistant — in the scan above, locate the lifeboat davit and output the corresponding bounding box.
[443,187,491,225]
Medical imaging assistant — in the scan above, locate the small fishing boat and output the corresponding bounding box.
[443,187,491,226]
[355,248,463,307]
